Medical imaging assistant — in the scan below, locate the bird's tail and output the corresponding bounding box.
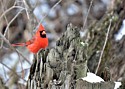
[12,43,26,46]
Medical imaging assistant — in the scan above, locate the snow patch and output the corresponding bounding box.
[82,72,104,83]
[114,82,121,89]
[115,19,125,41]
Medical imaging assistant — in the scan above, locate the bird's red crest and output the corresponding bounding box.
[38,24,45,31]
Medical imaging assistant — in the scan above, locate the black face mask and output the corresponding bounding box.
[40,30,46,38]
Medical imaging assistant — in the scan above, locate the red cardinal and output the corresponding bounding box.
[12,24,48,53]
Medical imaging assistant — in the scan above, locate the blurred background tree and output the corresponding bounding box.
[0,0,125,88]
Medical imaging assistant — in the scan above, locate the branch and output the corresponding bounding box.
[22,0,30,19]
[0,62,27,82]
[0,6,25,20]
[0,32,31,65]
[34,0,62,32]
[82,0,94,30]
[95,19,112,74]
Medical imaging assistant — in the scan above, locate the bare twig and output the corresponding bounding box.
[23,0,35,11]
[0,9,24,49]
[17,53,25,81]
[0,1,9,49]
[2,66,7,80]
[22,0,30,19]
[35,0,62,31]
[0,32,31,65]
[0,6,25,20]
[82,0,94,30]
[0,62,27,82]
[3,9,24,36]
[41,0,62,22]
[95,19,112,74]
[16,68,30,73]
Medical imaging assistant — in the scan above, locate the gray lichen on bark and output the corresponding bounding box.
[44,23,88,88]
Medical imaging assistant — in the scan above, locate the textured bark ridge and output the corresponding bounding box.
[27,24,88,89]
[46,24,88,88]
[26,24,115,89]
[87,0,125,80]
[76,80,115,89]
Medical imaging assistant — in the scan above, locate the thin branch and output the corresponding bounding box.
[95,19,112,74]
[0,1,9,49]
[17,53,25,81]
[41,0,62,22]
[22,0,30,19]
[0,9,24,49]
[0,32,31,65]
[5,73,13,84]
[35,0,62,31]
[0,62,27,82]
[23,0,35,11]
[16,68,30,73]
[2,66,7,80]
[82,0,94,30]
[3,9,24,36]
[0,6,25,20]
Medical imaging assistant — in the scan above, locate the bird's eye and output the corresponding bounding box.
[40,30,46,38]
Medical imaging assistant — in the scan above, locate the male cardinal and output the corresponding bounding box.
[12,24,48,54]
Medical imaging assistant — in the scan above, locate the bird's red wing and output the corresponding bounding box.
[25,37,35,46]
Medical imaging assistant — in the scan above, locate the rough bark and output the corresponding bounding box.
[26,24,88,89]
[87,0,125,80]
[26,24,115,89]
[76,80,114,89]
